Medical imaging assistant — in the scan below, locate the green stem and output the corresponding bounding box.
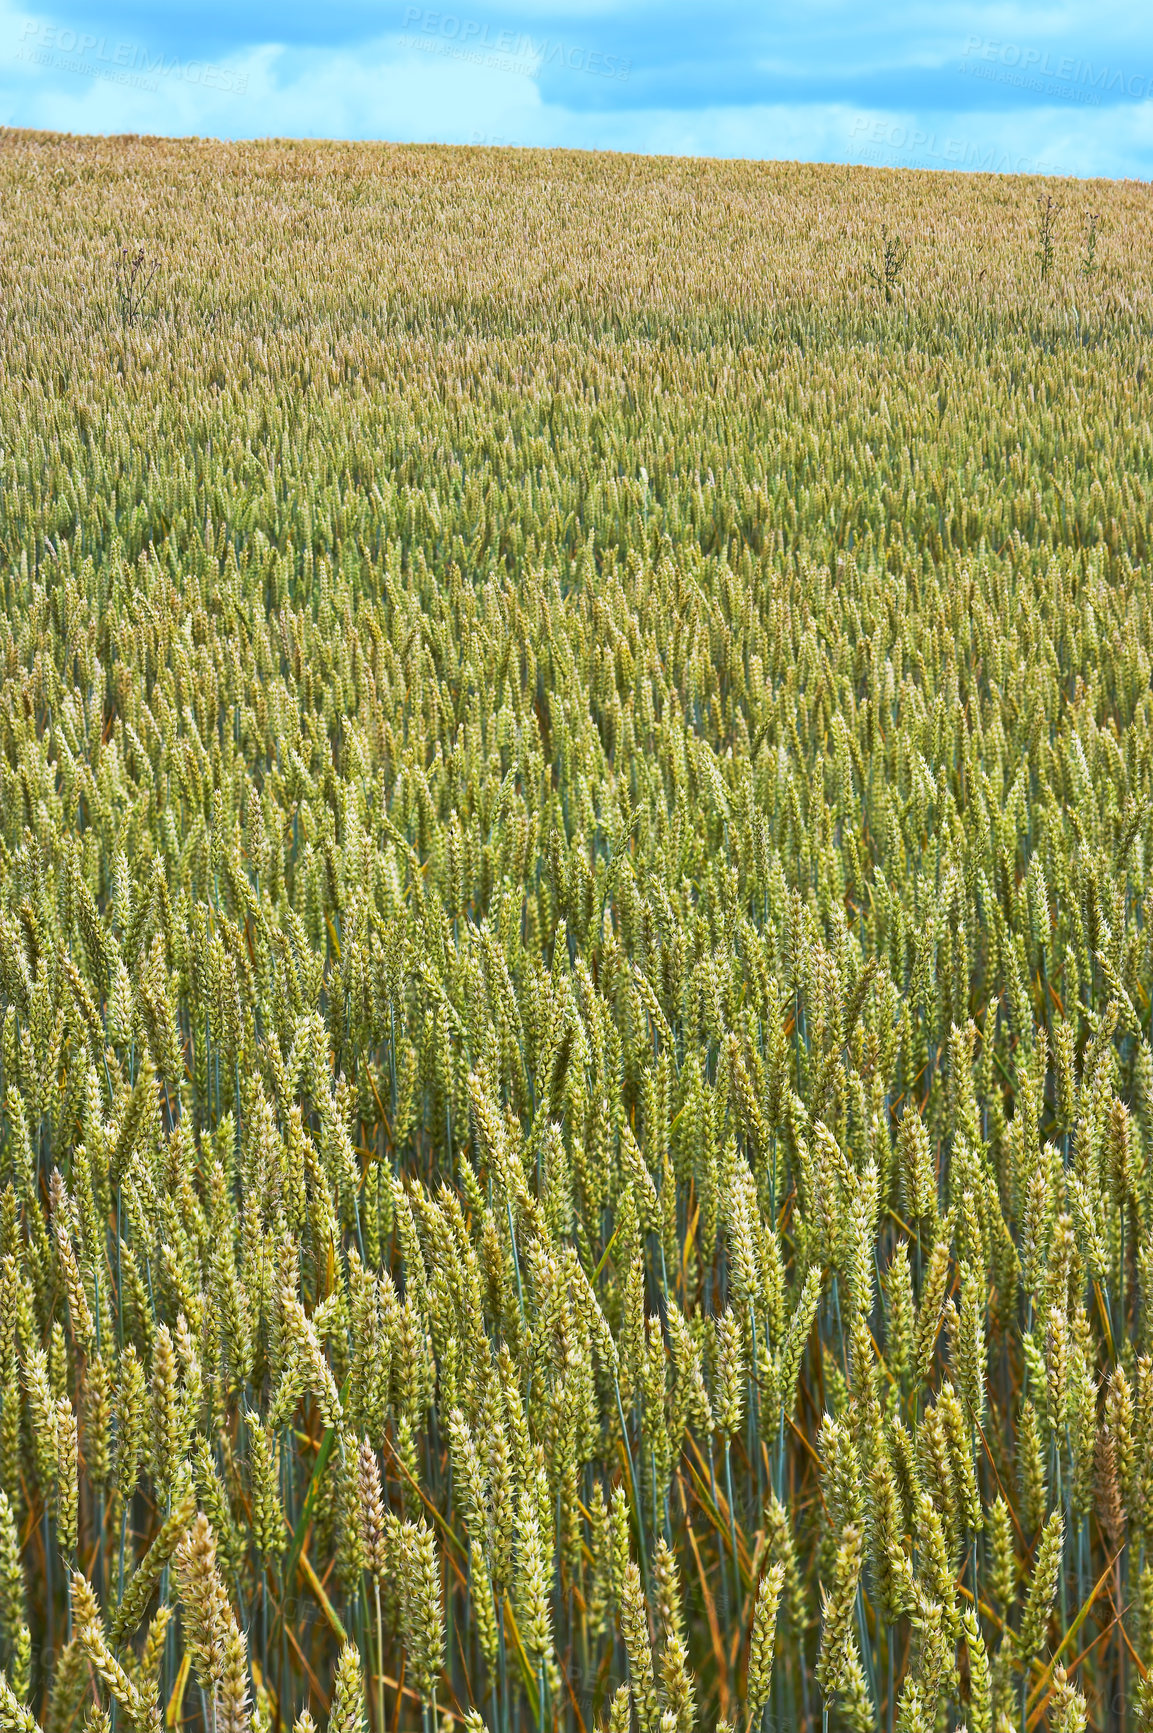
[374,1577,385,1733]
[724,1435,741,1619]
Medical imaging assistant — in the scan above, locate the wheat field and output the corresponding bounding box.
[0,128,1152,1733]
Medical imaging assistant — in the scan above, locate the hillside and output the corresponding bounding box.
[1,133,1152,1733]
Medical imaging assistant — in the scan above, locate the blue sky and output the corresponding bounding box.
[2,0,1151,177]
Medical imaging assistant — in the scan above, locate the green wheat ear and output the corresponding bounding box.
[328,1645,366,1733]
[745,1560,784,1730]
[1016,1510,1064,1667]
